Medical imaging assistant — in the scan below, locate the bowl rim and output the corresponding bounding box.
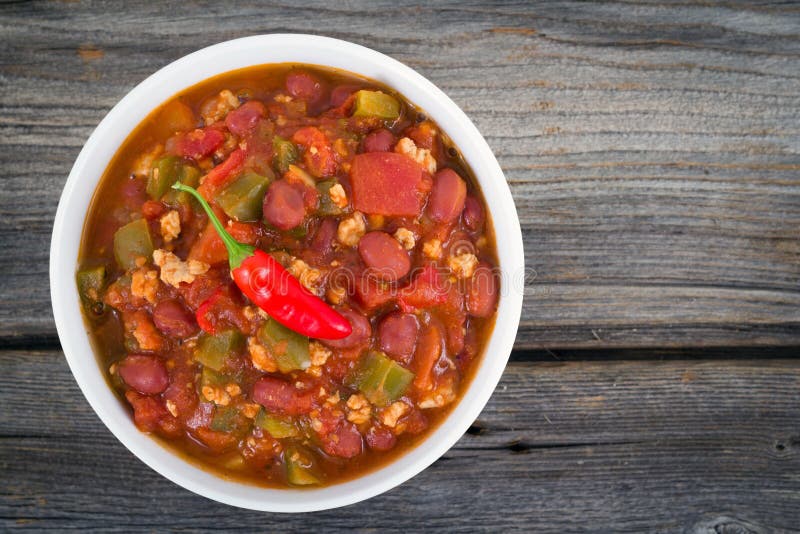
[50,33,524,512]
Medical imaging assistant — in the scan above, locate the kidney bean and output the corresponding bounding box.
[366,424,397,452]
[141,200,166,220]
[378,312,419,364]
[153,299,198,338]
[462,195,484,231]
[263,179,305,230]
[308,217,337,261]
[118,354,169,395]
[252,376,313,416]
[286,70,325,103]
[322,308,371,349]
[330,85,358,107]
[358,231,411,281]
[362,128,394,153]
[466,262,499,317]
[224,100,266,136]
[427,168,467,223]
[121,177,147,211]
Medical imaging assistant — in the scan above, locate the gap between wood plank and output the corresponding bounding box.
[1,333,798,361]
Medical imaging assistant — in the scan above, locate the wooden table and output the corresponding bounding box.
[2,1,799,531]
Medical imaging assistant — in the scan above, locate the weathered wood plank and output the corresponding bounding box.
[1,1,799,348]
[2,349,800,531]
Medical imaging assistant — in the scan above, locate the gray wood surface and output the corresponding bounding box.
[3,350,800,532]
[1,0,799,348]
[2,1,800,532]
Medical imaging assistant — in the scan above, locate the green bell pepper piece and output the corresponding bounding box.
[273,135,298,175]
[147,156,183,200]
[113,219,153,270]
[348,351,414,406]
[194,330,243,371]
[161,164,201,207]
[215,172,272,221]
[352,90,400,120]
[76,265,106,304]
[255,409,298,438]
[284,445,321,486]
[210,405,241,433]
[316,179,344,216]
[257,319,310,373]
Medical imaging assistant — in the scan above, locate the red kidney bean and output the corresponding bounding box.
[466,262,499,317]
[330,85,358,107]
[358,231,411,281]
[462,195,484,231]
[224,100,266,136]
[362,128,395,153]
[322,308,371,349]
[286,70,324,103]
[322,419,363,458]
[141,200,166,220]
[263,179,305,230]
[366,425,397,451]
[153,299,198,337]
[121,177,147,211]
[118,354,169,395]
[252,376,313,416]
[308,217,337,260]
[378,312,419,364]
[427,168,467,223]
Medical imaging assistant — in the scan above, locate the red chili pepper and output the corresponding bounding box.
[173,182,352,340]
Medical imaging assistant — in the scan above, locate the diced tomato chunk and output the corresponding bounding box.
[354,276,396,312]
[252,376,314,416]
[194,427,238,453]
[167,127,225,160]
[350,152,431,216]
[196,148,246,199]
[292,126,337,177]
[188,219,259,265]
[399,264,448,310]
[125,390,180,438]
[413,323,443,391]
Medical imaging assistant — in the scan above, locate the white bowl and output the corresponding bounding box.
[50,34,524,512]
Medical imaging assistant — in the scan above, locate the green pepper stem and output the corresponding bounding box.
[172,182,255,269]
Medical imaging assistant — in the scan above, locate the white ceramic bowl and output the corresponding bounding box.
[50,34,524,512]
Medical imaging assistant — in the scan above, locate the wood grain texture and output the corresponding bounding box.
[1,1,800,348]
[2,349,799,532]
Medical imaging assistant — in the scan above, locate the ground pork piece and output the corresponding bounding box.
[394,137,436,174]
[393,228,416,250]
[447,252,479,279]
[131,144,164,178]
[200,89,240,125]
[159,210,181,243]
[380,401,410,428]
[201,385,231,406]
[309,341,332,366]
[337,211,366,247]
[418,379,457,409]
[248,336,278,373]
[346,393,372,425]
[130,268,159,304]
[153,249,209,287]
[422,239,443,260]
[329,183,348,208]
[288,258,322,294]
